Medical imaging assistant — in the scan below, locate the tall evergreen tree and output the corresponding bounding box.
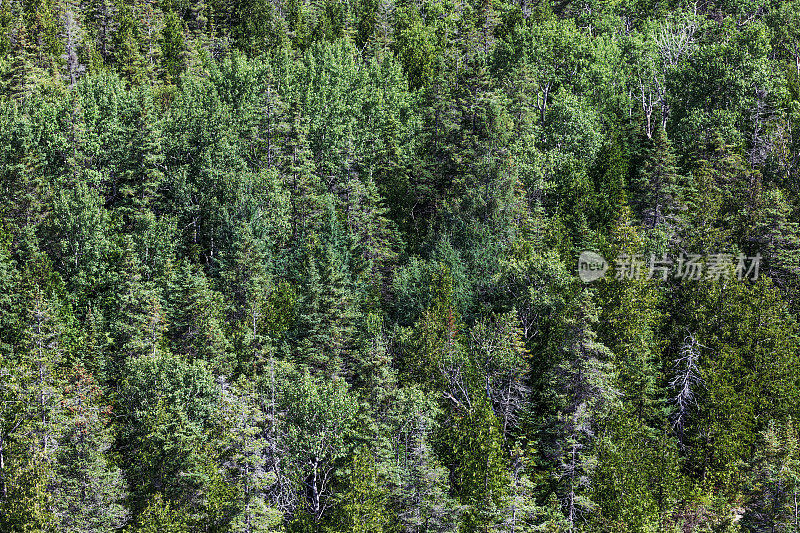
[50,366,128,531]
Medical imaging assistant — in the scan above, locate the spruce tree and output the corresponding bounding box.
[446,395,509,532]
[1,287,68,530]
[547,291,619,531]
[164,259,230,374]
[634,125,685,233]
[51,366,128,531]
[743,418,800,531]
[326,447,391,533]
[161,10,187,83]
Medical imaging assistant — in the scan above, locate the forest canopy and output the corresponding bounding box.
[1,0,800,531]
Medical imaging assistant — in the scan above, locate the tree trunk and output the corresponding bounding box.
[0,436,5,499]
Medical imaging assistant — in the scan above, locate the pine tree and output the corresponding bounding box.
[231,0,286,56]
[22,0,61,69]
[405,264,469,400]
[283,110,324,242]
[501,445,544,533]
[393,408,461,533]
[446,395,509,532]
[634,125,684,233]
[220,222,276,375]
[125,492,190,532]
[113,2,146,83]
[104,239,165,381]
[295,226,359,377]
[0,287,67,530]
[593,416,684,531]
[116,352,219,522]
[0,102,49,236]
[45,181,111,311]
[597,220,664,426]
[589,137,629,231]
[685,279,800,490]
[343,174,400,313]
[1,20,35,100]
[214,377,283,532]
[745,186,800,292]
[114,86,164,232]
[0,237,21,359]
[89,0,118,65]
[61,6,86,87]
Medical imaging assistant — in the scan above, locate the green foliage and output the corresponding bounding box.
[126,493,190,533]
[743,418,800,532]
[116,353,219,522]
[447,396,509,532]
[161,10,186,83]
[282,368,360,525]
[0,1,799,530]
[325,447,391,533]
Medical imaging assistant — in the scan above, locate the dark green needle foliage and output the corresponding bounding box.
[1,1,800,531]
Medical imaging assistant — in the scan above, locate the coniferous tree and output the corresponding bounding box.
[547,291,619,531]
[743,418,800,532]
[446,395,509,532]
[634,125,684,234]
[51,366,128,531]
[295,222,358,377]
[393,406,461,533]
[0,3,799,530]
[103,239,164,381]
[1,286,68,530]
[161,10,187,84]
[326,447,391,533]
[116,352,219,522]
[113,3,146,83]
[165,259,230,374]
[60,6,85,87]
[214,376,284,532]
